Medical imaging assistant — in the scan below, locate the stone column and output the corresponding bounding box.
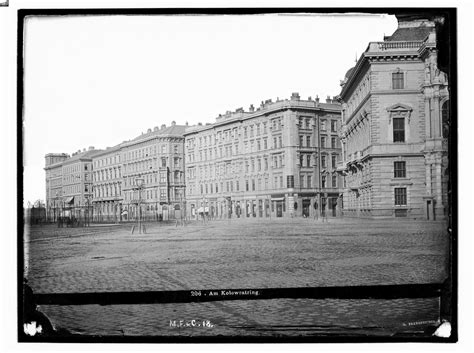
[435,160,443,207]
[433,93,441,138]
[425,160,432,195]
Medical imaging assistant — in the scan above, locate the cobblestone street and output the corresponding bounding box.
[24,218,450,338]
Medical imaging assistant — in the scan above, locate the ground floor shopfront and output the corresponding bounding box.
[186,191,342,220]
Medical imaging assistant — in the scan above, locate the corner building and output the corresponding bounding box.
[120,122,187,222]
[337,18,449,219]
[44,147,102,222]
[184,93,342,219]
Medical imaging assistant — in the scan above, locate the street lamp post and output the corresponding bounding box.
[132,177,145,234]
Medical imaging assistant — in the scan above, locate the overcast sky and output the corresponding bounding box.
[23,13,398,204]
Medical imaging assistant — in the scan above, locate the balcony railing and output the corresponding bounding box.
[367,41,423,53]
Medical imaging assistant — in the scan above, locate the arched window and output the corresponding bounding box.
[442,100,449,138]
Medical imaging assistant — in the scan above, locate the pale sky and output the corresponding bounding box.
[23,13,398,204]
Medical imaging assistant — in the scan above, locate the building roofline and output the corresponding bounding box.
[183,100,341,136]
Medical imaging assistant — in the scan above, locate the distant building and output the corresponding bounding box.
[337,18,449,219]
[120,122,187,222]
[44,153,69,222]
[184,93,342,219]
[91,144,124,222]
[44,147,103,222]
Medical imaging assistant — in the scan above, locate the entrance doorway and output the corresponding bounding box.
[302,199,310,218]
[330,198,337,217]
[276,201,283,217]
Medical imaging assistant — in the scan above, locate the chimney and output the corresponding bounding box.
[171,121,176,126]
[147,128,152,133]
[83,148,86,152]
[161,124,166,129]
[308,96,312,101]
[315,95,320,103]
[154,126,159,131]
[249,104,255,112]
[198,122,202,126]
[326,96,332,103]
[88,146,94,151]
[185,121,189,126]
[291,92,300,100]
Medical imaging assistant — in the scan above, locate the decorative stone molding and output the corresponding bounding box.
[386,103,413,124]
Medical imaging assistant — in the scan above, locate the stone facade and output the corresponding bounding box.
[44,153,69,222]
[44,123,187,223]
[120,122,186,222]
[337,18,449,219]
[91,145,123,222]
[184,93,342,220]
[44,148,103,222]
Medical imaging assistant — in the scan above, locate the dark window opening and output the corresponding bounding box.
[393,118,405,142]
[394,161,406,178]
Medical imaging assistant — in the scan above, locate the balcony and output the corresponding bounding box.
[367,41,423,53]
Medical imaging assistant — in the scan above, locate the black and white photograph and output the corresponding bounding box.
[1,0,471,347]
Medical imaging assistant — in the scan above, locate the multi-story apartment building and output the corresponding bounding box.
[184,93,342,219]
[44,147,102,221]
[44,153,69,222]
[121,122,186,221]
[337,17,449,219]
[91,144,124,222]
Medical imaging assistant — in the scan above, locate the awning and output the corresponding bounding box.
[65,196,75,204]
[271,197,285,201]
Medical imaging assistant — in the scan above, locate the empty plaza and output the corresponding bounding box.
[24,218,449,337]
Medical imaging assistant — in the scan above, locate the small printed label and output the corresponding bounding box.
[169,319,215,328]
[190,289,260,298]
[403,319,438,326]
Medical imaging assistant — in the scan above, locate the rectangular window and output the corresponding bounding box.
[331,155,337,168]
[393,118,405,142]
[392,72,404,89]
[321,120,326,130]
[321,136,326,148]
[394,187,407,206]
[321,175,326,188]
[252,179,255,191]
[300,175,305,188]
[332,175,337,188]
[306,136,311,147]
[331,137,337,149]
[321,155,327,168]
[287,175,294,188]
[299,135,304,146]
[331,120,337,132]
[394,161,407,178]
[307,155,311,167]
[307,175,312,188]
